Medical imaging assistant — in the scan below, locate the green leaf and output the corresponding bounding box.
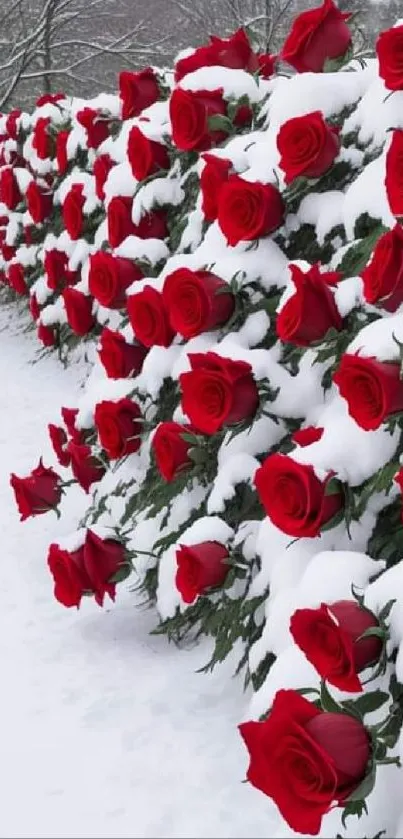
[378,598,396,624]
[320,680,343,713]
[325,476,343,496]
[341,799,368,829]
[345,762,376,803]
[345,690,389,718]
[208,114,233,134]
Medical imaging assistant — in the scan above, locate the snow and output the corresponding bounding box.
[0,301,276,839]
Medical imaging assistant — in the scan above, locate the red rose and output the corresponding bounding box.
[88,251,142,309]
[76,108,111,148]
[385,131,403,219]
[61,407,78,436]
[36,92,65,107]
[257,53,277,78]
[63,287,95,336]
[131,209,167,240]
[93,154,115,200]
[152,421,193,481]
[377,24,403,92]
[361,225,403,311]
[276,263,343,346]
[127,126,170,181]
[94,397,143,459]
[56,130,70,174]
[281,0,352,73]
[10,459,62,521]
[48,423,71,467]
[290,600,383,692]
[44,249,77,291]
[169,87,229,152]
[66,439,106,492]
[62,184,85,240]
[97,327,148,379]
[180,351,259,434]
[239,690,370,836]
[334,354,403,430]
[218,175,284,246]
[26,181,53,223]
[174,29,258,81]
[0,166,21,209]
[47,543,93,608]
[127,285,174,347]
[1,243,16,261]
[107,196,168,248]
[292,426,324,447]
[200,154,232,221]
[8,263,27,295]
[277,111,340,184]
[395,467,403,520]
[163,267,235,338]
[38,322,56,346]
[119,68,160,120]
[175,541,229,603]
[29,293,40,321]
[6,109,22,139]
[32,117,53,159]
[255,452,343,537]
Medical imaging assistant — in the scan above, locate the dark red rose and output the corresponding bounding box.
[32,117,53,159]
[107,196,168,248]
[77,108,111,148]
[276,263,343,346]
[47,543,92,608]
[44,249,77,291]
[0,166,21,209]
[56,130,70,174]
[175,541,229,603]
[174,29,258,81]
[180,351,258,434]
[131,209,167,240]
[281,0,352,73]
[66,439,106,492]
[7,263,27,295]
[36,92,65,107]
[169,87,229,152]
[361,225,403,311]
[218,175,284,245]
[88,251,142,309]
[1,243,16,261]
[290,600,383,692]
[6,109,22,140]
[163,267,235,338]
[62,183,85,240]
[93,154,115,200]
[48,423,71,467]
[292,426,324,447]
[94,397,142,460]
[47,529,129,608]
[24,225,35,245]
[200,153,232,221]
[127,285,174,347]
[386,130,403,219]
[63,287,95,336]
[26,181,53,223]
[255,452,343,537]
[37,322,56,346]
[29,293,40,321]
[61,407,78,436]
[152,421,193,481]
[10,459,62,521]
[257,53,277,78]
[239,690,370,836]
[334,354,403,430]
[127,126,169,181]
[119,68,160,120]
[277,111,340,184]
[97,327,148,379]
[377,24,403,92]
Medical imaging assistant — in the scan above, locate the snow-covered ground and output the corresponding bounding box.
[0,302,275,838]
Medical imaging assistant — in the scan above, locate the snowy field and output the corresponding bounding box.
[0,302,276,838]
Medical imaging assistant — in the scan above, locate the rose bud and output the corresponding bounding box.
[29,293,41,321]
[180,351,258,435]
[200,154,232,222]
[10,459,62,521]
[83,529,129,606]
[66,439,106,493]
[32,117,53,160]
[61,407,78,436]
[162,267,235,338]
[361,225,403,311]
[0,166,21,209]
[94,397,142,460]
[217,175,284,246]
[127,285,174,347]
[119,68,160,119]
[76,108,111,148]
[239,690,370,836]
[63,287,95,336]
[281,0,352,73]
[37,323,56,347]
[97,328,148,379]
[7,263,28,295]
[385,131,403,219]
[127,126,169,181]
[56,130,70,174]
[292,426,324,447]
[333,354,403,431]
[26,181,53,224]
[107,196,167,248]
[44,249,77,291]
[152,421,193,481]
[48,423,71,468]
[255,452,343,538]
[277,111,340,184]
[175,541,230,603]
[88,252,143,310]
[290,600,383,692]
[276,263,343,346]
[93,154,115,200]
[62,183,85,240]
[377,24,403,92]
